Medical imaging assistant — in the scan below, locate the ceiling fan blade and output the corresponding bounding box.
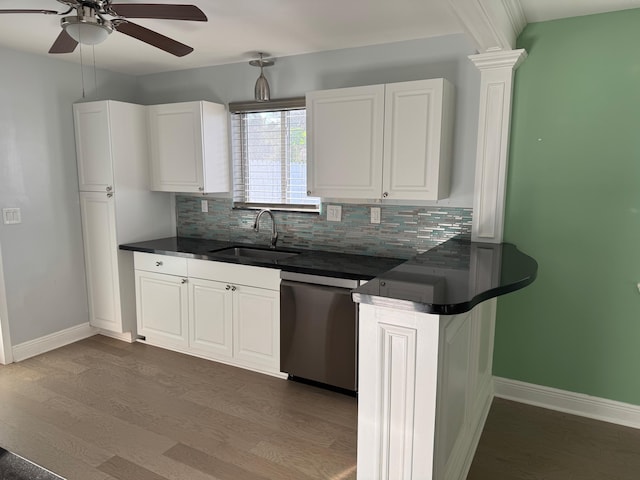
[110,4,207,21]
[49,30,78,54]
[115,21,194,57]
[0,9,58,15]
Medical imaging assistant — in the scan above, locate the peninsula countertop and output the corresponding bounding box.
[351,237,538,315]
[120,236,537,315]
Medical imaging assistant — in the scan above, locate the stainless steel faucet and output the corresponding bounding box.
[253,209,278,248]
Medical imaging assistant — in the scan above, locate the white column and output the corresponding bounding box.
[357,304,440,480]
[470,49,527,243]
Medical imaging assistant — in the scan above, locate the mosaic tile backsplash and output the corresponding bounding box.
[177,196,473,260]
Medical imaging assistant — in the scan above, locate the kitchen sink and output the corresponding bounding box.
[209,247,299,262]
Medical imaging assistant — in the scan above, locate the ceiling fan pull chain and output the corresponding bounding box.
[79,42,85,99]
[92,45,98,98]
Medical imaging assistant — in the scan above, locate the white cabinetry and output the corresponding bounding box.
[188,259,280,374]
[79,192,119,331]
[147,101,229,193]
[307,79,454,201]
[74,102,114,192]
[307,85,384,199]
[188,277,233,360]
[133,253,281,376]
[357,302,494,480]
[74,101,174,336]
[134,253,189,350]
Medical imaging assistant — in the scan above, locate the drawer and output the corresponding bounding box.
[134,252,188,277]
[187,258,280,291]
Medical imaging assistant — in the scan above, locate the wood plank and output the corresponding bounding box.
[467,398,640,480]
[164,443,271,480]
[98,456,170,480]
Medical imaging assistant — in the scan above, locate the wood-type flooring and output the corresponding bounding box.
[1,335,640,479]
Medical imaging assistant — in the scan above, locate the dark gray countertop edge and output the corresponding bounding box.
[352,271,537,315]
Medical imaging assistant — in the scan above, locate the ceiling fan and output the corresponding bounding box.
[0,1,207,57]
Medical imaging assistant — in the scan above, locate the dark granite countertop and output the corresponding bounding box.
[351,237,537,315]
[119,236,405,281]
[120,236,537,315]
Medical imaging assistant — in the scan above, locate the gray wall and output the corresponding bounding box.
[0,33,479,346]
[0,47,138,345]
[137,34,480,207]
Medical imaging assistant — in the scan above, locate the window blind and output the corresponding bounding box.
[230,101,320,211]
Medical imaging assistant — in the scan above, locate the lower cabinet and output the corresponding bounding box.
[188,277,233,360]
[232,284,280,372]
[135,270,189,350]
[133,252,281,376]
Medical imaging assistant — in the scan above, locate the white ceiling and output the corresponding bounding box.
[0,0,639,76]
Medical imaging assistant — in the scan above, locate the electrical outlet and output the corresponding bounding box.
[327,205,342,222]
[201,200,209,213]
[371,207,381,224]
[2,208,21,225]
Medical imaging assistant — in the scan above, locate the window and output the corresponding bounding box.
[229,98,320,211]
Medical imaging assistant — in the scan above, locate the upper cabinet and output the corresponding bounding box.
[307,85,385,199]
[306,78,455,201]
[147,101,230,193]
[74,102,114,192]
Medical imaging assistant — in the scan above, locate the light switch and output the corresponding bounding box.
[371,207,381,224]
[327,205,342,222]
[2,208,21,225]
[201,199,209,213]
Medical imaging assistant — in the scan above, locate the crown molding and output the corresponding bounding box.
[446,0,528,52]
[469,48,528,71]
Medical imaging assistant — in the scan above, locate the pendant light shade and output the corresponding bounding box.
[249,53,275,102]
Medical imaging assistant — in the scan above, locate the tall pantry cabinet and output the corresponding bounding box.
[74,101,174,336]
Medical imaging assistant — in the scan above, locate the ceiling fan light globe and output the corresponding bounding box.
[61,16,113,45]
[255,74,270,102]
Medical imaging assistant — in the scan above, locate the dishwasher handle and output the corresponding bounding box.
[280,271,360,289]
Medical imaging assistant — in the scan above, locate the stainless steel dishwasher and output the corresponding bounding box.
[280,271,360,393]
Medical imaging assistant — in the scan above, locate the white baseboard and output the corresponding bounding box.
[494,376,640,430]
[97,329,136,343]
[12,323,97,362]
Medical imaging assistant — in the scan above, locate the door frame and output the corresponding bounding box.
[0,244,13,364]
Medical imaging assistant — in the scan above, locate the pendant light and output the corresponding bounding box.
[249,52,274,102]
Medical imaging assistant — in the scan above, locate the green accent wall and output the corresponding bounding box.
[495,9,640,405]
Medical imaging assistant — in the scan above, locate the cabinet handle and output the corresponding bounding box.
[198,186,204,191]
[307,190,312,195]
[155,261,163,266]
[225,285,231,290]
[231,286,237,292]
[382,192,389,198]
[106,186,113,192]
[181,278,187,284]
[107,193,113,198]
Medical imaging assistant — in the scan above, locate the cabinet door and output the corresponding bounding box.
[307,85,384,199]
[135,270,189,350]
[148,102,204,193]
[188,278,233,360]
[74,102,114,192]
[79,192,122,331]
[233,285,280,372]
[383,79,453,201]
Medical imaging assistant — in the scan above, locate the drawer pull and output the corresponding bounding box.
[231,286,237,292]
[155,261,163,267]
[225,285,231,290]
[181,278,187,284]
